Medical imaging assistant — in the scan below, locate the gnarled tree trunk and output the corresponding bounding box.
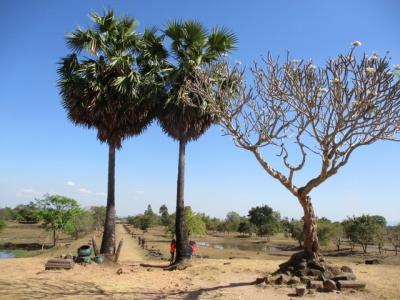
[101,145,116,255]
[174,139,189,263]
[298,194,320,260]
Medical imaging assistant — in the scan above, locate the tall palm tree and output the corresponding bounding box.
[58,11,161,255]
[160,21,237,263]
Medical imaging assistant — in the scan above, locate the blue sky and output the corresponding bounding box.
[0,0,399,224]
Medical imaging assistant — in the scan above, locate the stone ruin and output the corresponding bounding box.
[255,252,366,297]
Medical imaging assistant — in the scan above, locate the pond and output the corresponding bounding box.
[0,251,16,259]
[197,241,280,252]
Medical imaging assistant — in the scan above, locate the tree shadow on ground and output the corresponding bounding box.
[174,281,257,300]
[0,277,258,300]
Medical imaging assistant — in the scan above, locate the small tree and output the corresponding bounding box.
[0,219,6,232]
[0,207,15,221]
[238,217,255,236]
[248,205,282,239]
[159,204,170,226]
[388,225,400,255]
[13,202,40,223]
[35,195,81,247]
[317,219,334,247]
[225,211,241,234]
[65,209,94,239]
[286,219,304,247]
[190,44,400,266]
[168,207,206,236]
[90,206,106,230]
[344,215,385,253]
[331,222,345,251]
[144,204,158,226]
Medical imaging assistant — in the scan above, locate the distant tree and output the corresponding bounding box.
[216,221,228,234]
[225,211,241,234]
[199,214,222,232]
[344,215,386,253]
[370,215,387,227]
[90,206,107,229]
[317,219,335,246]
[159,204,170,226]
[65,209,94,239]
[238,217,254,236]
[331,222,345,251]
[248,205,282,238]
[14,202,40,223]
[168,207,206,236]
[375,226,387,255]
[35,195,81,247]
[0,207,15,221]
[286,220,304,247]
[318,217,332,223]
[144,204,158,226]
[388,225,400,255]
[0,219,6,232]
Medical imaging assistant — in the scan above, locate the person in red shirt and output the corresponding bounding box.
[169,239,176,264]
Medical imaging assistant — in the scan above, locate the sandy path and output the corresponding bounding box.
[115,224,145,263]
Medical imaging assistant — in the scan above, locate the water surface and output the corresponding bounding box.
[0,251,16,259]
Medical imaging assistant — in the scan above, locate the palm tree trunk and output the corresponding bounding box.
[100,144,116,255]
[175,139,189,263]
[53,229,56,248]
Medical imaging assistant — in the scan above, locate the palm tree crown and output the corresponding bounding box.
[159,20,237,142]
[58,10,158,149]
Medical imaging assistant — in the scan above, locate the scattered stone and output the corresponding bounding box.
[365,259,381,265]
[337,280,366,290]
[332,272,356,281]
[275,274,290,285]
[296,261,307,269]
[323,270,334,280]
[341,266,353,273]
[288,276,301,285]
[294,268,309,277]
[223,262,231,265]
[254,277,265,285]
[327,266,342,276]
[308,280,324,289]
[116,268,123,275]
[308,269,323,277]
[295,285,307,297]
[308,261,325,272]
[300,276,313,284]
[323,279,338,292]
[264,276,273,284]
[308,289,315,295]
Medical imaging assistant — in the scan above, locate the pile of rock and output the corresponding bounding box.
[147,247,163,258]
[257,258,366,296]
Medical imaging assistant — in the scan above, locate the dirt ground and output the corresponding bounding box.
[0,224,399,300]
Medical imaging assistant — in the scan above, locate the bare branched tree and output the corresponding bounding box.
[188,44,400,265]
